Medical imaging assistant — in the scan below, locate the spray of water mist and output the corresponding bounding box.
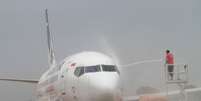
[98,34,163,68]
[98,35,121,66]
[120,59,163,68]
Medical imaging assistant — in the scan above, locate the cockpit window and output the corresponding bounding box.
[85,65,101,73]
[101,65,120,74]
[74,65,120,77]
[102,65,116,71]
[74,67,84,77]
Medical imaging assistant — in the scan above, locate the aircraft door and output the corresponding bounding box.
[59,66,74,101]
[77,67,88,101]
[73,66,86,101]
[72,68,80,101]
[60,68,66,95]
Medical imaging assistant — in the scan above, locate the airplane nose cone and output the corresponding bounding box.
[88,72,122,101]
[89,72,119,90]
[92,90,122,101]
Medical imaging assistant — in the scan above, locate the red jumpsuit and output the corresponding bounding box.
[166,53,174,79]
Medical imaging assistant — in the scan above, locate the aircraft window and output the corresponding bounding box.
[74,67,81,77]
[74,67,84,77]
[101,65,120,74]
[85,65,101,73]
[79,67,84,76]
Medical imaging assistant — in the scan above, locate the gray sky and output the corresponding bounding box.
[0,0,201,100]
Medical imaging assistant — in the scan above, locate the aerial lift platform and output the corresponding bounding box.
[139,64,189,101]
[165,64,189,101]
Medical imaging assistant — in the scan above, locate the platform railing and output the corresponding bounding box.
[165,64,189,101]
[164,64,189,84]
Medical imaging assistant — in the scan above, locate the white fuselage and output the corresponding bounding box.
[36,52,122,101]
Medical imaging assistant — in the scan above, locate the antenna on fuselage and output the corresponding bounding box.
[45,9,56,67]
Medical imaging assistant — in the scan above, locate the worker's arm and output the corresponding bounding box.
[165,55,169,64]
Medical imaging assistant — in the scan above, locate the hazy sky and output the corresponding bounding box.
[0,0,201,100]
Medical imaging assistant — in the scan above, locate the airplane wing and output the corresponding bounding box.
[0,78,38,84]
[123,87,201,101]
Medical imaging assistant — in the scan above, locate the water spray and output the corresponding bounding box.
[120,59,163,68]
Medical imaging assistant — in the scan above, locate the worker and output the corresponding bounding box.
[165,50,174,80]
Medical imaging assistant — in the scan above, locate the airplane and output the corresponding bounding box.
[0,9,201,101]
[0,9,122,101]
